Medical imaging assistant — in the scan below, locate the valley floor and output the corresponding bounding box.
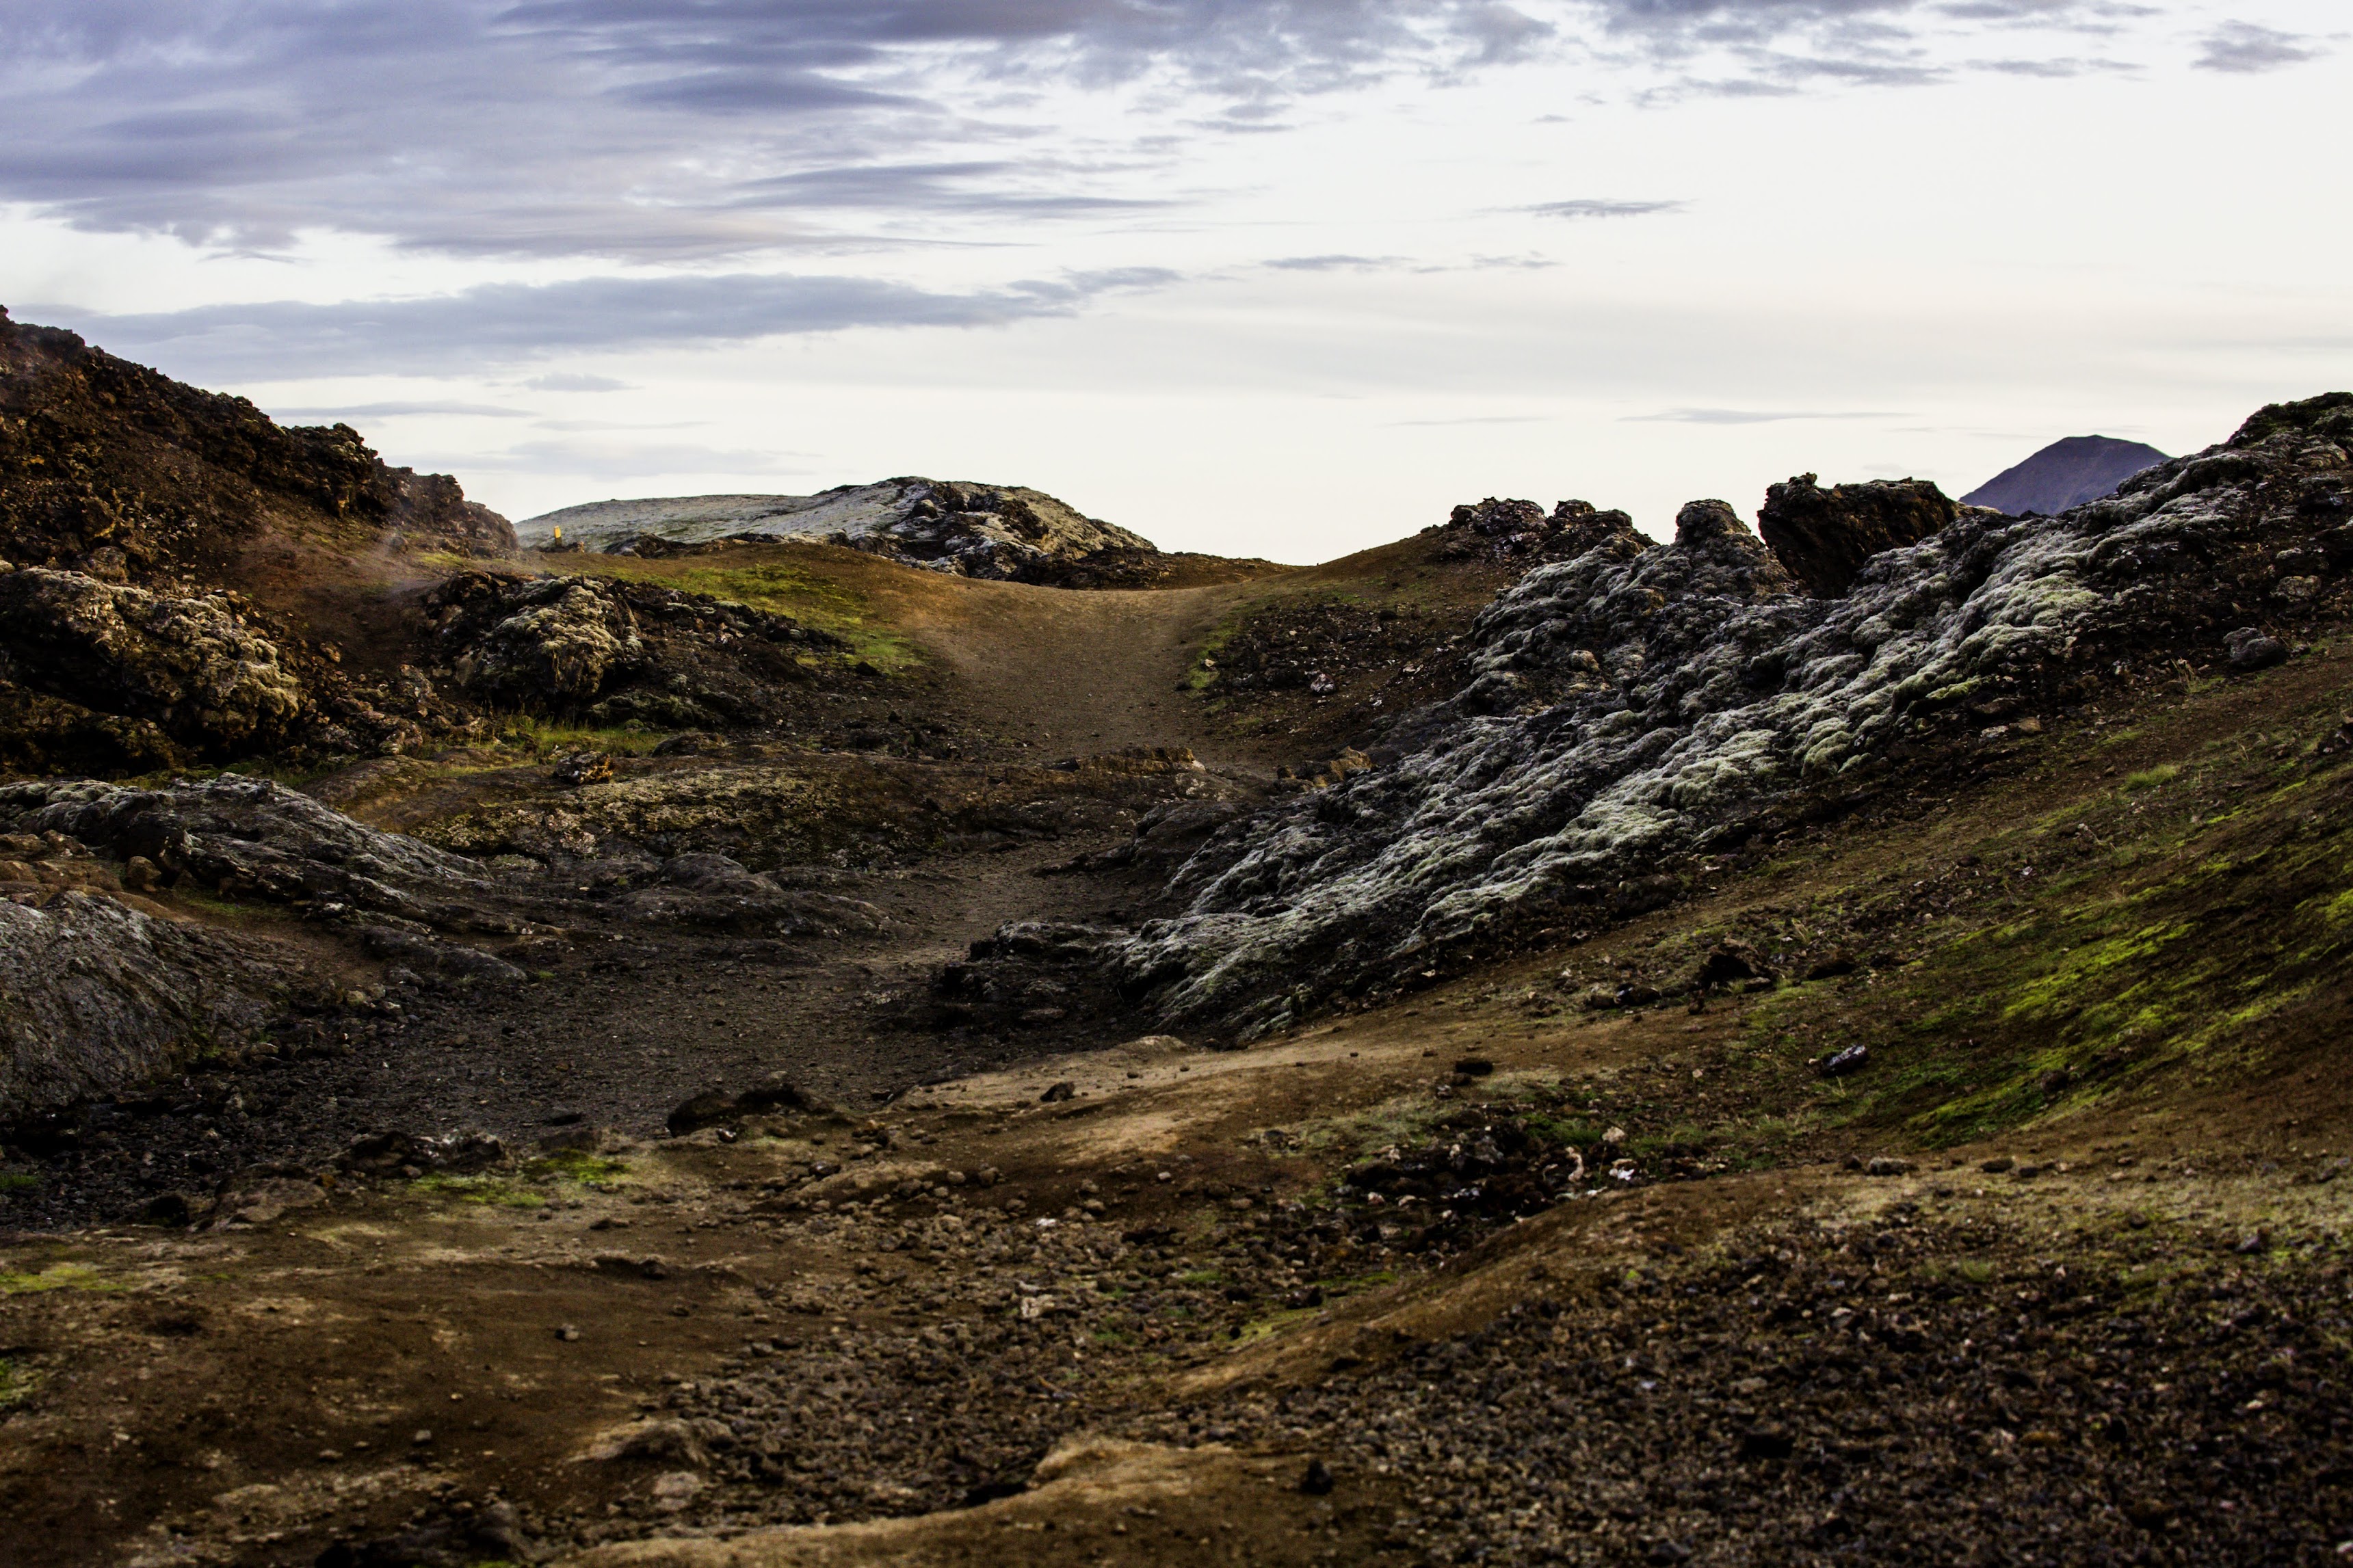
[5,571,2353,1568]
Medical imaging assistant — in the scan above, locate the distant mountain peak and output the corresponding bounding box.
[1962,434,2170,516]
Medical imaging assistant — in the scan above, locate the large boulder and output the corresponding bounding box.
[1757,474,1958,598]
[441,575,642,700]
[0,890,289,1122]
[421,570,847,724]
[0,773,498,923]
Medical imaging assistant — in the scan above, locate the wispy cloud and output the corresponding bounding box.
[1971,55,2136,78]
[1623,407,1904,424]
[1521,198,1685,219]
[1263,253,1408,271]
[2192,21,2322,74]
[426,437,817,481]
[267,400,532,421]
[32,267,1181,382]
[523,372,635,393]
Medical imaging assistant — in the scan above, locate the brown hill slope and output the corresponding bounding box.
[0,306,513,583]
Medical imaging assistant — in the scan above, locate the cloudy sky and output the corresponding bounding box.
[1,1,2343,557]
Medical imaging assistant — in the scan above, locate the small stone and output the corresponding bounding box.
[1039,1081,1077,1103]
[1298,1458,1335,1495]
[1739,1424,1795,1461]
[1452,1057,1495,1078]
[1979,1156,2014,1173]
[1645,1541,1694,1565]
[551,750,615,788]
[1817,1044,1869,1078]
[140,1192,192,1227]
[556,1324,581,1341]
[411,1429,434,1445]
[2226,628,2289,671]
[1865,1157,1911,1177]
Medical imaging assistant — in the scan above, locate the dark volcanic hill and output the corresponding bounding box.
[0,306,514,582]
[1962,432,2170,515]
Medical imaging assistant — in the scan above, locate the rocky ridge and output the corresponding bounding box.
[1113,394,2353,1036]
[522,479,1155,583]
[0,307,514,583]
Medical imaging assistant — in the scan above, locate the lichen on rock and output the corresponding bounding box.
[1117,396,2353,1035]
[0,566,304,758]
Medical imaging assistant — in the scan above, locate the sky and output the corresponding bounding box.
[0,1,2344,559]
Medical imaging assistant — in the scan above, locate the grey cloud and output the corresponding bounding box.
[1263,254,1406,271]
[2193,22,2319,74]
[1590,0,2143,98]
[267,400,534,420]
[523,373,636,392]
[727,161,1166,216]
[1624,407,1901,423]
[428,437,818,481]
[0,0,2184,266]
[29,267,1179,382]
[1455,3,1558,64]
[1973,54,2134,77]
[1523,199,1685,218]
[0,1,1551,259]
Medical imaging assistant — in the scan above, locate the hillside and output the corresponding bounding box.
[1962,432,2170,515]
[0,306,514,583]
[524,479,1181,585]
[0,367,2350,1566]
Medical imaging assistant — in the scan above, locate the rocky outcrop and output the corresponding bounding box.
[1964,434,2170,516]
[421,570,848,725]
[0,307,514,583]
[0,774,504,927]
[0,566,304,756]
[518,479,1154,583]
[1425,497,1639,566]
[0,888,291,1121]
[0,562,506,774]
[0,557,858,778]
[1757,474,1960,597]
[1116,394,2353,1036]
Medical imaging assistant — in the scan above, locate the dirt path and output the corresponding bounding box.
[884,578,1263,766]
